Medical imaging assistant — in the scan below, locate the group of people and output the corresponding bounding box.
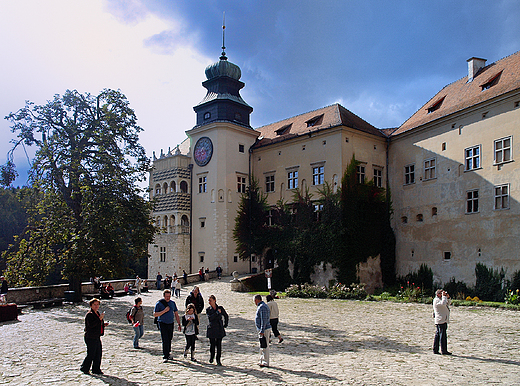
[80,284,284,375]
[80,278,454,375]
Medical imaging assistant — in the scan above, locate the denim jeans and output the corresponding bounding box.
[133,325,144,348]
[433,323,448,353]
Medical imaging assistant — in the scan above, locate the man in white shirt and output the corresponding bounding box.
[433,289,452,355]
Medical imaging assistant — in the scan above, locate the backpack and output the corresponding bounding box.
[126,307,134,324]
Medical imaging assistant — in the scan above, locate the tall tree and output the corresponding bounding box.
[233,177,270,267]
[1,89,155,297]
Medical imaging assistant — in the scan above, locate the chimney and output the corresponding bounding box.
[467,57,487,82]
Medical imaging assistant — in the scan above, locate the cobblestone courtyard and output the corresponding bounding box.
[1,277,519,385]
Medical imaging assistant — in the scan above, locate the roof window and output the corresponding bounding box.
[306,114,324,127]
[480,70,502,91]
[275,124,292,136]
[427,96,445,114]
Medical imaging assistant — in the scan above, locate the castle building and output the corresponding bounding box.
[149,50,520,287]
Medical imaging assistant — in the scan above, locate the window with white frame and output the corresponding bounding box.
[494,184,509,210]
[265,175,275,193]
[466,189,479,213]
[288,170,298,189]
[160,246,166,262]
[312,165,324,185]
[404,164,415,185]
[373,168,382,187]
[198,176,207,193]
[424,158,436,180]
[357,165,365,184]
[494,136,512,164]
[237,175,247,193]
[465,145,481,170]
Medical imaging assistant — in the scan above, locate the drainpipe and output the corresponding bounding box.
[248,145,253,274]
[188,163,193,274]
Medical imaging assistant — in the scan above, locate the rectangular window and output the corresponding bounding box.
[265,175,275,193]
[237,175,247,193]
[239,144,245,153]
[404,164,415,185]
[466,189,479,213]
[288,170,298,189]
[357,165,365,184]
[465,145,481,170]
[494,184,510,210]
[160,246,166,262]
[198,176,207,193]
[494,136,512,164]
[373,168,382,187]
[424,158,436,180]
[312,166,324,185]
[199,254,204,263]
[233,255,238,263]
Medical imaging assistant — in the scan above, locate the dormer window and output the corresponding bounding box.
[481,71,502,91]
[427,96,445,114]
[306,114,324,127]
[204,112,211,120]
[275,124,292,136]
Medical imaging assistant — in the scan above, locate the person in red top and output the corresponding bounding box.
[80,298,109,375]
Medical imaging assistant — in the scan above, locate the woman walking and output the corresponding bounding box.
[80,298,109,375]
[130,297,144,349]
[206,295,229,366]
[182,303,199,361]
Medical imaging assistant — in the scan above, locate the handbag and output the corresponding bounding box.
[259,335,267,348]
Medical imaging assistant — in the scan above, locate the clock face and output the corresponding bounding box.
[193,136,213,167]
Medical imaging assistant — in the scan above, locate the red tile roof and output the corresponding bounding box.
[393,51,520,136]
[253,103,384,148]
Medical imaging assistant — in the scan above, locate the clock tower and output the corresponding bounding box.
[187,45,259,275]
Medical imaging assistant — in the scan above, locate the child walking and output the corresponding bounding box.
[182,303,199,361]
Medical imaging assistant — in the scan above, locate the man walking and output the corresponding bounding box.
[154,289,181,362]
[433,289,452,355]
[254,294,271,367]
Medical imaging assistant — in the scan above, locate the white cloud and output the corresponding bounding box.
[0,0,211,186]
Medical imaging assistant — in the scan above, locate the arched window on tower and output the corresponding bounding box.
[169,215,176,233]
[163,182,168,194]
[163,215,168,232]
[170,181,176,193]
[181,215,190,234]
[155,184,161,196]
[180,180,188,193]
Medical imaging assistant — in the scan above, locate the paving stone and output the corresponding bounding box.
[1,278,520,385]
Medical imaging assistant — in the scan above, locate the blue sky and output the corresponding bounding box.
[2,0,520,187]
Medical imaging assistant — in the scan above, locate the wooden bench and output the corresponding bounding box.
[27,298,65,309]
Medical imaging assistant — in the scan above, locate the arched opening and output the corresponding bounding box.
[163,215,168,232]
[163,182,168,194]
[155,184,161,196]
[181,215,190,233]
[170,181,176,193]
[156,216,161,227]
[180,180,188,193]
[169,215,175,233]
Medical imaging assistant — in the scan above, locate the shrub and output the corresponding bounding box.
[475,263,506,302]
[505,289,520,305]
[285,282,366,300]
[443,278,472,299]
[510,270,520,292]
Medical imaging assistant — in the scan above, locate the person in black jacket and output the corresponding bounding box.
[182,303,199,361]
[80,298,108,375]
[185,286,204,315]
[206,294,228,366]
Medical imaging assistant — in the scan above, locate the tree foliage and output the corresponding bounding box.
[1,89,155,289]
[233,177,270,263]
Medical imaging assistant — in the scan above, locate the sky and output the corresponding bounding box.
[1,0,520,187]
